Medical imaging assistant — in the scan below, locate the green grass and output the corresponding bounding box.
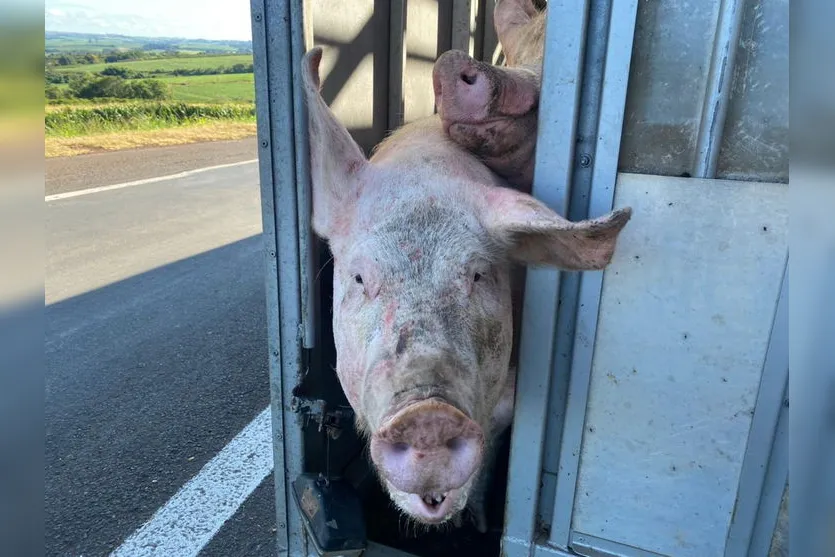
[45,102,256,137]
[53,54,253,74]
[160,74,255,103]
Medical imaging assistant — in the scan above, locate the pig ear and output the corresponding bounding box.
[483,188,632,270]
[494,0,538,61]
[302,47,368,239]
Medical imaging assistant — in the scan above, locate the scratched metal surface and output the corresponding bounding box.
[618,0,720,177]
[570,173,788,557]
[716,0,789,183]
[617,0,788,182]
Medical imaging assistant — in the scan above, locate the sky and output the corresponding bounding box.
[45,0,253,41]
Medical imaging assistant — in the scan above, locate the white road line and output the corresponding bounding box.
[45,159,258,202]
[110,406,274,557]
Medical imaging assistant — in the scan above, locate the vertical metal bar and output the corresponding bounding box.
[292,0,316,349]
[481,0,500,64]
[693,0,746,178]
[250,2,288,553]
[451,0,478,56]
[250,0,306,554]
[747,379,788,557]
[539,0,609,529]
[724,262,789,557]
[500,2,589,555]
[549,0,639,549]
[388,0,407,130]
[790,182,835,557]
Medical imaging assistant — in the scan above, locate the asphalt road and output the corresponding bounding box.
[45,137,258,197]
[45,142,279,557]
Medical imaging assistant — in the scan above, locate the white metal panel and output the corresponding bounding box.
[571,173,788,557]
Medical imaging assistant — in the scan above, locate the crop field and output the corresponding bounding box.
[46,102,256,136]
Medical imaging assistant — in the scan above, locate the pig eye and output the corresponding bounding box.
[354,274,364,285]
[473,272,483,283]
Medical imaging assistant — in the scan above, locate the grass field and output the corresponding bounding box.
[52,54,253,74]
[160,74,255,103]
[46,121,257,157]
[49,74,255,104]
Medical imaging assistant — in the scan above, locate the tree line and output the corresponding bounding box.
[45,75,170,102]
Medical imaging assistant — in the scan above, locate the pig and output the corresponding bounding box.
[433,0,546,191]
[301,45,630,532]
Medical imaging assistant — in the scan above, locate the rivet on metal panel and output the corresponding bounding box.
[276,432,283,440]
[253,13,262,22]
[269,249,276,258]
[260,139,269,148]
[272,349,279,357]
[579,153,592,167]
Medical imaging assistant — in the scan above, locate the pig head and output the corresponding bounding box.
[302,46,630,529]
[434,0,546,191]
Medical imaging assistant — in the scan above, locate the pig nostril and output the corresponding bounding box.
[460,71,477,85]
[446,437,465,451]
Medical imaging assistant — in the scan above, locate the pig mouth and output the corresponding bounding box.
[417,491,452,521]
[387,482,469,525]
[441,115,511,136]
[422,492,447,507]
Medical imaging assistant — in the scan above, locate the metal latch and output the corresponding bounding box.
[291,395,355,440]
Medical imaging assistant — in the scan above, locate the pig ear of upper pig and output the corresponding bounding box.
[301,47,368,240]
[482,187,633,270]
[494,0,537,61]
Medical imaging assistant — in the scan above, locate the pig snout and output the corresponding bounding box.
[433,50,537,129]
[369,399,484,520]
[433,50,494,130]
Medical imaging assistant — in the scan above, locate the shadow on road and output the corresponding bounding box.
[45,235,271,556]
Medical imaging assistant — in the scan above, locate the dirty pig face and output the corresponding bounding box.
[335,202,513,523]
[335,202,512,426]
[301,46,631,527]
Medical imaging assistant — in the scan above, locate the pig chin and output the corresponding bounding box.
[447,118,527,159]
[384,477,474,526]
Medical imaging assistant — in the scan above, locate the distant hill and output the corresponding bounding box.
[45,31,252,55]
